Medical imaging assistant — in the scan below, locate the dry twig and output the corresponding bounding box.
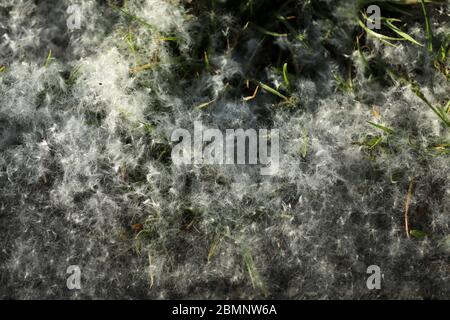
[404,178,415,238]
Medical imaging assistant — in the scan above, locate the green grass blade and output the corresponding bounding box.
[243,249,267,296]
[300,128,308,158]
[385,20,423,47]
[109,2,156,32]
[420,0,433,53]
[282,63,290,87]
[367,121,395,134]
[158,37,178,42]
[254,24,288,37]
[358,19,400,47]
[259,82,289,101]
[410,229,428,238]
[196,99,216,109]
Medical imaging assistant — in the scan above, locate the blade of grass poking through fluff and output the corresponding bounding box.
[253,24,288,37]
[410,229,428,238]
[420,0,433,53]
[196,98,217,109]
[283,63,290,87]
[276,15,293,29]
[358,14,402,47]
[243,85,259,101]
[130,62,157,74]
[109,1,175,37]
[139,121,155,135]
[277,15,300,40]
[243,249,267,296]
[204,51,210,70]
[439,36,449,63]
[356,36,369,68]
[367,121,395,134]
[430,142,450,155]
[207,234,222,264]
[0,66,5,73]
[411,83,450,128]
[44,49,53,68]
[158,37,178,42]
[66,64,81,85]
[404,178,415,239]
[388,68,450,128]
[384,18,423,47]
[300,128,308,159]
[259,82,289,101]
[367,136,383,150]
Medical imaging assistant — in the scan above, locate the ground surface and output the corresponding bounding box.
[0,0,449,299]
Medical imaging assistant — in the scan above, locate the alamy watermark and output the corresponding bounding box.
[366,265,383,290]
[67,4,82,31]
[171,121,279,175]
[66,265,81,290]
[366,5,381,30]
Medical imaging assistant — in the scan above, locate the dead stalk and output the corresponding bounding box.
[404,178,415,238]
[148,252,154,288]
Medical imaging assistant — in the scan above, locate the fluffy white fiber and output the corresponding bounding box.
[0,0,449,299]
